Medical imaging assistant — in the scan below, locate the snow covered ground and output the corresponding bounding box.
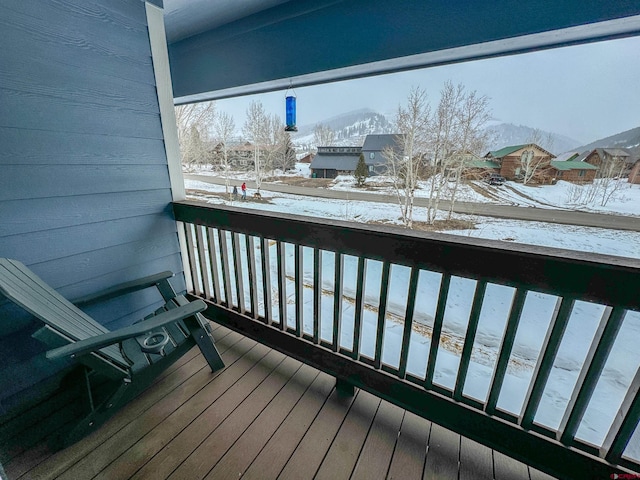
[185,168,640,461]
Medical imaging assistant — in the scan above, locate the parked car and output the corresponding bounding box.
[485,173,506,185]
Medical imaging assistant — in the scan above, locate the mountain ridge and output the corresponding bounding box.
[575,126,640,157]
[292,109,636,157]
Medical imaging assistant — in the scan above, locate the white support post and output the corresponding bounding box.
[146,2,192,292]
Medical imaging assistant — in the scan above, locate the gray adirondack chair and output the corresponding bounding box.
[0,258,224,448]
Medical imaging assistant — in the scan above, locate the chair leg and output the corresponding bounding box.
[58,377,133,449]
[186,314,225,372]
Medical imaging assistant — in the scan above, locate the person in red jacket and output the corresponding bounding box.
[241,182,247,200]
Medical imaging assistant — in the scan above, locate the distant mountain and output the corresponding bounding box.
[575,126,640,157]
[292,109,394,148]
[485,123,583,156]
[292,112,586,157]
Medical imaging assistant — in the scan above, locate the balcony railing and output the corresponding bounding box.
[173,200,640,479]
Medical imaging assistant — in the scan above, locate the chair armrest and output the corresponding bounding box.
[46,299,207,360]
[71,271,174,307]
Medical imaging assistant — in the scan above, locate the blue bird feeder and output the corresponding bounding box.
[285,92,297,132]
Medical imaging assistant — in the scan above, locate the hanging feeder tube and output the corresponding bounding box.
[285,84,297,132]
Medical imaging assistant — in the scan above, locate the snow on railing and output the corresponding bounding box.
[173,200,640,478]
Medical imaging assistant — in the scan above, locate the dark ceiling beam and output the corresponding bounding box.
[167,0,640,103]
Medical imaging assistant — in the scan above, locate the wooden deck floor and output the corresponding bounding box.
[4,324,557,480]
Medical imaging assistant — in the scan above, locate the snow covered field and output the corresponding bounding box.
[185,169,640,460]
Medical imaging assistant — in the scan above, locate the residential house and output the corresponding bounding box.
[485,144,556,182]
[297,152,314,164]
[583,148,635,177]
[310,134,404,178]
[462,159,501,180]
[361,134,403,175]
[548,160,598,183]
[309,146,361,178]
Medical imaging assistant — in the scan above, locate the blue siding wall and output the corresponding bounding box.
[0,0,184,414]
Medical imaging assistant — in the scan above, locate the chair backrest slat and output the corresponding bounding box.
[0,259,127,369]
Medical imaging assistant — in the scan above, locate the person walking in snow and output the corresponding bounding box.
[241,182,247,200]
[232,185,238,200]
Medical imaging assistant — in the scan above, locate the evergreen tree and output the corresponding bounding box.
[282,133,297,171]
[354,153,368,187]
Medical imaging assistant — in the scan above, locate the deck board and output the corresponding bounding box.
[460,436,494,480]
[387,411,430,480]
[314,389,380,480]
[204,364,319,479]
[168,354,300,480]
[351,400,404,479]
[494,451,530,480]
[240,371,335,479]
[5,324,543,480]
[424,422,460,479]
[277,387,357,479]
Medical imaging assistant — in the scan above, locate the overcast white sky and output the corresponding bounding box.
[215,36,640,144]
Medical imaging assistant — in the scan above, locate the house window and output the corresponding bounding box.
[557,171,563,177]
[579,170,585,177]
[370,152,375,160]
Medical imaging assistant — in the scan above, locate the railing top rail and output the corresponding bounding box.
[173,201,640,310]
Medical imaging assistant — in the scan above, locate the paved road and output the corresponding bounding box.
[185,174,640,232]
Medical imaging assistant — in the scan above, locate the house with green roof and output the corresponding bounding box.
[549,160,598,183]
[484,143,556,183]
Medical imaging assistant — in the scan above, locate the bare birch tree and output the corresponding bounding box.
[384,87,431,228]
[598,155,627,206]
[175,101,215,170]
[243,101,268,193]
[521,129,554,185]
[275,132,297,173]
[446,89,492,219]
[313,123,335,148]
[262,114,286,175]
[425,81,465,224]
[212,111,235,198]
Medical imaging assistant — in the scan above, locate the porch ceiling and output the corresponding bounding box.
[163,0,640,103]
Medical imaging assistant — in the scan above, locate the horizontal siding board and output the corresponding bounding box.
[0,190,173,238]
[0,88,163,138]
[57,253,185,305]
[2,0,149,32]
[0,128,167,165]
[0,59,161,114]
[0,23,153,86]
[2,214,178,265]
[0,165,170,202]
[29,233,182,292]
[0,3,152,81]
